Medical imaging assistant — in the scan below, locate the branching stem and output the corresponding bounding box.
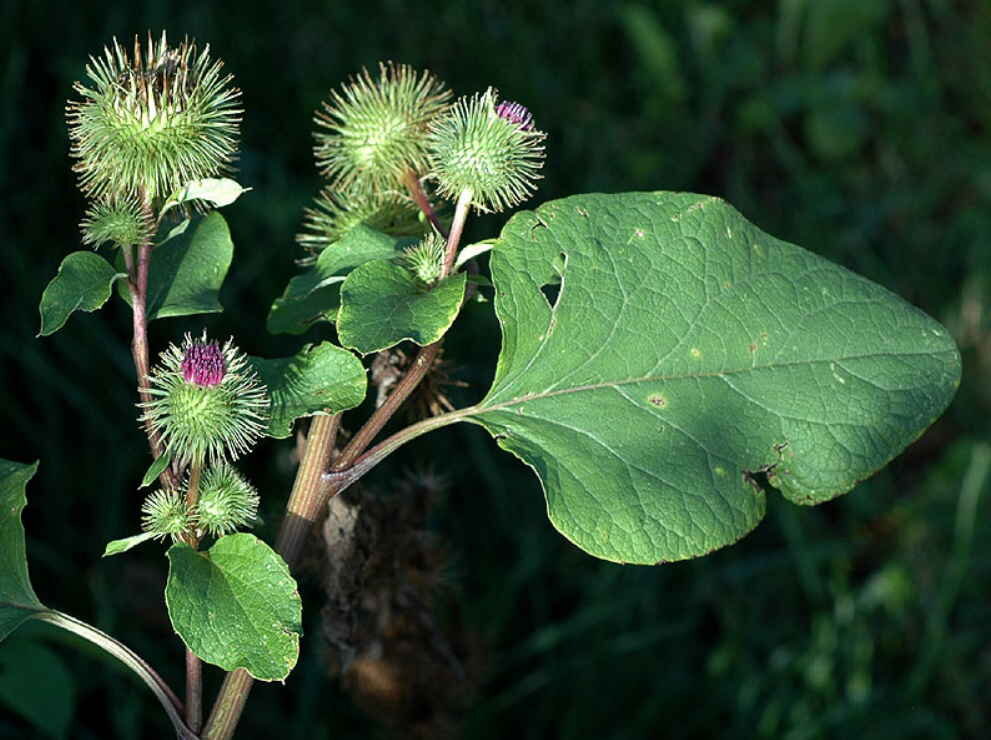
[203,187,475,740]
[402,169,447,237]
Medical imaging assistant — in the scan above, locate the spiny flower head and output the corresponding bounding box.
[296,185,427,256]
[195,464,260,536]
[427,88,545,213]
[80,192,154,249]
[67,32,242,202]
[313,62,451,194]
[400,232,446,286]
[140,332,268,467]
[141,489,191,542]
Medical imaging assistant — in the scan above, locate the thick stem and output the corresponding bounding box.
[275,413,341,566]
[203,669,253,740]
[402,169,447,238]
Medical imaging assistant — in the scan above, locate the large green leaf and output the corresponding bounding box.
[0,460,44,638]
[37,252,126,337]
[164,534,302,681]
[337,261,467,354]
[465,192,960,564]
[249,341,367,438]
[118,212,234,320]
[267,225,411,335]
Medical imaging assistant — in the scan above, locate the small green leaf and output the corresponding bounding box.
[469,192,960,564]
[140,451,172,489]
[0,636,76,739]
[162,178,250,215]
[165,534,302,681]
[249,342,367,438]
[267,225,410,335]
[37,252,126,337]
[158,217,190,245]
[337,261,467,354]
[118,212,234,320]
[0,460,44,639]
[103,532,159,558]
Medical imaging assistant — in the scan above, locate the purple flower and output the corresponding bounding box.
[181,340,226,387]
[496,100,534,131]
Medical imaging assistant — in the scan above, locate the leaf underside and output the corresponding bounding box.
[37,252,125,337]
[472,192,960,564]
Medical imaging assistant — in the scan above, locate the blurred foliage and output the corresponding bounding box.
[1,0,990,737]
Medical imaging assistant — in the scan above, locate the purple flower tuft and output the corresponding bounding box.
[181,340,226,387]
[496,100,534,131]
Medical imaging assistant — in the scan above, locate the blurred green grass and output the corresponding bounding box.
[2,0,990,737]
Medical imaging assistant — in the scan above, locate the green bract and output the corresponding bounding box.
[313,62,450,194]
[296,185,426,256]
[67,32,241,202]
[140,334,269,467]
[80,193,153,249]
[400,232,446,285]
[196,464,259,536]
[427,88,546,212]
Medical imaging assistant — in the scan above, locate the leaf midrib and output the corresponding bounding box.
[478,347,955,414]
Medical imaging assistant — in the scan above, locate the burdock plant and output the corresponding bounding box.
[16,29,960,740]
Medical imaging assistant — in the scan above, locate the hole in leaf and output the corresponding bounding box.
[539,252,567,310]
[540,281,561,310]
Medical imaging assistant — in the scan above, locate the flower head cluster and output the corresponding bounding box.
[427,88,545,212]
[140,333,269,467]
[67,32,241,203]
[139,464,259,541]
[313,62,451,195]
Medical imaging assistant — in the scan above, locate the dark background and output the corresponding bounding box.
[2,0,990,738]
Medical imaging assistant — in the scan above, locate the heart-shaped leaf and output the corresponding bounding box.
[337,261,467,355]
[165,534,302,681]
[249,342,367,438]
[267,225,410,335]
[465,192,960,564]
[37,252,126,337]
